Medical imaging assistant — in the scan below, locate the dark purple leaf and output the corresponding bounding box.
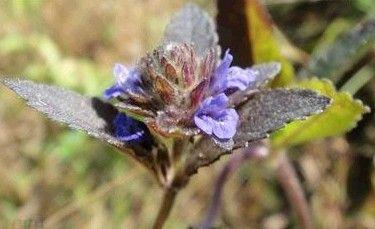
[252,62,281,87]
[163,4,218,56]
[234,89,331,148]
[186,89,330,176]
[2,78,127,148]
[229,62,281,106]
[2,78,158,170]
[185,137,228,176]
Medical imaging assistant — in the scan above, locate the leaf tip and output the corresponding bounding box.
[163,3,218,56]
[1,77,23,92]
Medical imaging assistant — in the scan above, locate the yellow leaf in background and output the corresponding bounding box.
[245,0,294,87]
[271,78,370,148]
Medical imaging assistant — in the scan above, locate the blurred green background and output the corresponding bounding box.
[0,0,373,228]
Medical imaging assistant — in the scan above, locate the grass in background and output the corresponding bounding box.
[0,0,373,228]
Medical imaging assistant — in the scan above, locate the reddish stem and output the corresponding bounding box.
[199,143,268,229]
[276,151,313,229]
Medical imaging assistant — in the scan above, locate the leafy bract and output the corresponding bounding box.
[188,88,330,173]
[245,0,294,87]
[271,78,370,148]
[229,62,281,106]
[303,19,375,82]
[252,62,282,88]
[185,138,227,175]
[163,3,218,56]
[1,78,125,148]
[234,89,331,148]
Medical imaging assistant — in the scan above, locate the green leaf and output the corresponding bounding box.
[245,0,294,87]
[271,78,370,148]
[340,65,374,95]
[353,0,375,14]
[311,19,353,53]
[234,89,330,148]
[302,19,375,83]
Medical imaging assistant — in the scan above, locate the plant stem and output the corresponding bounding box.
[276,151,313,229]
[199,144,268,229]
[153,188,178,229]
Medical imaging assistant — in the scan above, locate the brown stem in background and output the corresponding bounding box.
[217,0,252,67]
[198,143,268,229]
[153,188,177,229]
[276,151,313,229]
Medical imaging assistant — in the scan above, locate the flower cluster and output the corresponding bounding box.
[104,45,257,145]
[1,6,332,222]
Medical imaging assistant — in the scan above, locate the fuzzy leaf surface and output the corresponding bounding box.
[271,78,370,147]
[234,89,331,147]
[2,78,126,148]
[164,4,218,56]
[303,19,375,82]
[252,62,282,87]
[185,138,228,176]
[229,62,281,106]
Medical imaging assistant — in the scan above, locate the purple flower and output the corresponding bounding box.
[210,50,256,95]
[193,50,255,140]
[194,93,239,140]
[103,64,143,100]
[113,113,151,145]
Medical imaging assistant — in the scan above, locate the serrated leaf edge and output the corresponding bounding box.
[234,88,332,149]
[271,77,370,148]
[1,77,129,149]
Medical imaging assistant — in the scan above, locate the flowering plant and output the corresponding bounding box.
[2,4,333,228]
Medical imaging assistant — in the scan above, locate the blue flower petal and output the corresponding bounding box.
[210,49,256,95]
[197,93,228,115]
[210,50,233,95]
[211,108,238,139]
[194,93,239,140]
[226,66,256,91]
[113,63,129,85]
[103,64,143,100]
[215,49,233,76]
[113,113,151,145]
[103,85,125,100]
[194,114,215,135]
